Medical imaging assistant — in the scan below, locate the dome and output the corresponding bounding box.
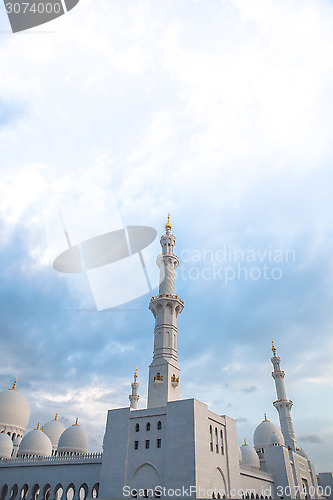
[43,415,66,449]
[270,431,284,446]
[18,425,52,457]
[298,448,308,460]
[0,431,13,459]
[0,382,30,432]
[58,419,88,455]
[253,415,284,449]
[241,440,260,469]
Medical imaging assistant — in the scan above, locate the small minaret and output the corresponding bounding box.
[129,368,140,410]
[147,215,184,408]
[271,340,297,451]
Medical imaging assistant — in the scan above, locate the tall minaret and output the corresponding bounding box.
[271,340,297,451]
[129,368,140,410]
[147,215,184,409]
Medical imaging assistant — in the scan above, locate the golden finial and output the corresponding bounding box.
[134,368,138,380]
[75,417,79,426]
[36,422,40,430]
[264,413,269,422]
[10,377,18,391]
[54,413,58,421]
[272,339,276,355]
[165,213,172,232]
[41,425,44,432]
[1,426,7,434]
[243,438,247,445]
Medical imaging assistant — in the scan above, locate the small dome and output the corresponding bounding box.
[254,416,284,449]
[0,431,13,459]
[270,431,284,446]
[58,420,88,455]
[18,426,52,457]
[298,448,308,460]
[241,439,260,469]
[43,415,66,449]
[0,383,30,432]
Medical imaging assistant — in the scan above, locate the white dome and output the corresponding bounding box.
[43,416,66,449]
[241,441,260,469]
[0,431,13,459]
[270,431,284,446]
[253,417,284,449]
[58,421,88,455]
[0,385,30,432]
[18,427,52,457]
[298,448,308,460]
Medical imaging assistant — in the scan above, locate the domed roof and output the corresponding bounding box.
[0,381,30,431]
[270,431,284,446]
[253,415,284,448]
[241,439,260,469]
[18,424,52,457]
[298,448,308,460]
[43,414,66,448]
[0,430,13,459]
[58,419,88,454]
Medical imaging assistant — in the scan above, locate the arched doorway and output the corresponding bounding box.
[211,468,228,499]
[131,463,160,497]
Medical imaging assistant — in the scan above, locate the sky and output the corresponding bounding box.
[0,0,332,472]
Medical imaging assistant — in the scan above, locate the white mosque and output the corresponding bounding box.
[0,218,332,499]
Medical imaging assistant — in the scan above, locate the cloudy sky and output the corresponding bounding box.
[0,0,332,472]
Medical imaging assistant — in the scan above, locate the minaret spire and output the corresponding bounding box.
[129,368,140,410]
[271,341,297,451]
[147,216,184,408]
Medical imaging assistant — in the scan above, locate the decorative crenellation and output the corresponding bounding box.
[1,452,103,465]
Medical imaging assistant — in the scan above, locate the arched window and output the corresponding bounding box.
[146,422,151,432]
[135,423,140,432]
[42,485,51,500]
[31,485,40,500]
[91,484,99,499]
[209,425,212,434]
[0,485,8,500]
[66,485,75,500]
[215,427,218,436]
[20,486,28,500]
[79,485,88,500]
[157,421,162,430]
[9,486,18,500]
[54,485,63,500]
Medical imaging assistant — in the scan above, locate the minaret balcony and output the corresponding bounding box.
[150,293,184,305]
[171,375,179,387]
[154,373,163,385]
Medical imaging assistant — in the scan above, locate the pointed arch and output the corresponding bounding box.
[211,467,228,498]
[0,485,8,500]
[130,462,161,495]
[31,484,40,500]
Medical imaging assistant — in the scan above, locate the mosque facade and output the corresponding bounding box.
[0,219,332,499]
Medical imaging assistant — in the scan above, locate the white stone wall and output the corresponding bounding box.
[0,457,101,500]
